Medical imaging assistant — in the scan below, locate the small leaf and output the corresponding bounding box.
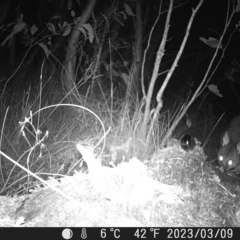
[77,26,87,39]
[38,42,50,58]
[75,16,81,23]
[236,0,240,12]
[225,74,235,82]
[76,0,81,6]
[6,22,14,28]
[58,23,62,30]
[30,24,38,35]
[71,10,75,17]
[63,21,68,28]
[13,22,26,34]
[82,23,94,43]
[52,15,61,20]
[186,117,192,128]
[1,32,14,46]
[47,23,56,34]
[62,23,71,36]
[47,36,51,46]
[199,37,223,49]
[113,16,124,26]
[67,0,73,10]
[19,14,24,22]
[208,84,223,97]
[123,3,135,16]
[224,61,240,82]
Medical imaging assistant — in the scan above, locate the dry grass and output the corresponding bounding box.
[0,70,240,227]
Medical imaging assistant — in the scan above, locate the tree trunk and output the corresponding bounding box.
[126,0,143,103]
[64,0,97,90]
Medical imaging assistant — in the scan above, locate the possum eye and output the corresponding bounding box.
[227,160,233,166]
[219,155,223,161]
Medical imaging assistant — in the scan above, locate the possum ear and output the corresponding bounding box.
[237,142,240,154]
[222,131,230,146]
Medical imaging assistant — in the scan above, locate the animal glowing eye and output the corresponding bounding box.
[219,155,223,161]
[227,160,233,166]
